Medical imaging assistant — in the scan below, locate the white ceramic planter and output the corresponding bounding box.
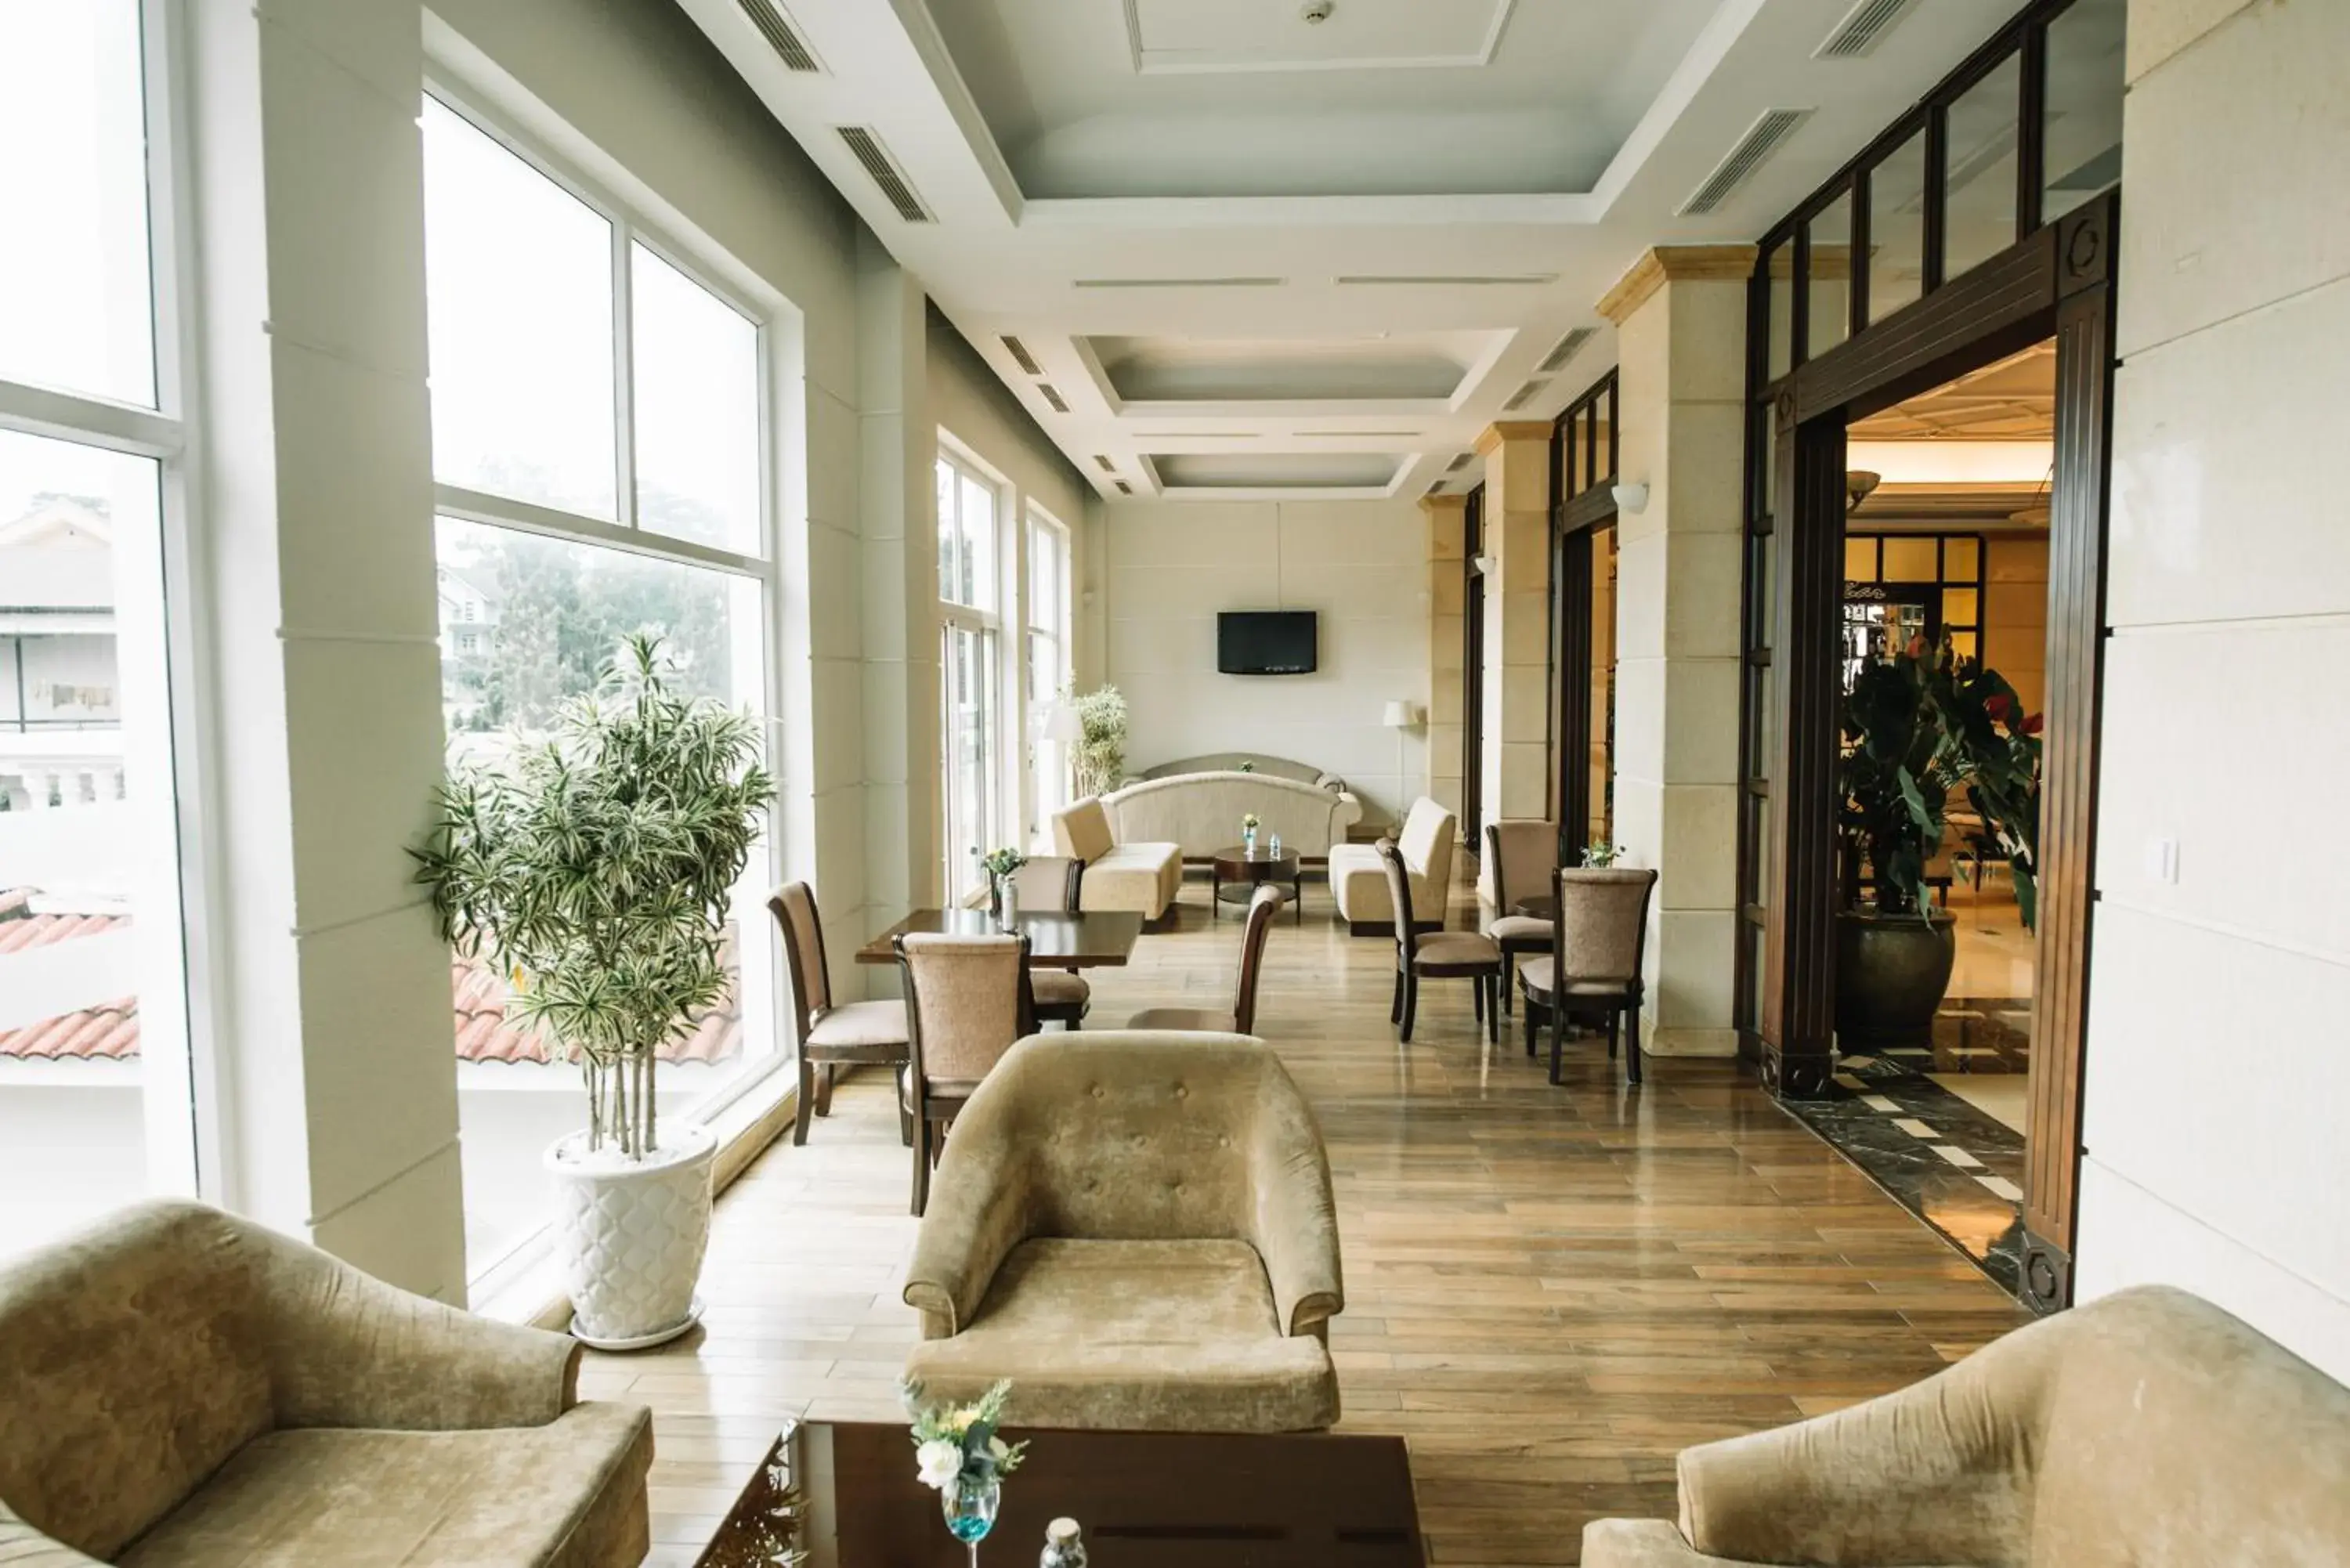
[544,1123,717,1350]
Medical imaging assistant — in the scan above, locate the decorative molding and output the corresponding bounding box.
[1419,492,1468,516]
[1473,420,1552,455]
[1596,244,1760,324]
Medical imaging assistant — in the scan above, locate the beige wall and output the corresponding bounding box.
[1101,499,1431,825]
[2076,0,2350,1381]
[1982,536,2048,717]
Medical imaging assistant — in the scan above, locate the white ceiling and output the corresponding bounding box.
[676,0,2026,501]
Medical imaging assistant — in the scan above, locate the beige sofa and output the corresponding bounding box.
[902,1032,1343,1433]
[1130,753,1345,793]
[1097,771,1362,861]
[1583,1284,2350,1567]
[0,1201,651,1568]
[1329,796,1455,933]
[1052,797,1183,919]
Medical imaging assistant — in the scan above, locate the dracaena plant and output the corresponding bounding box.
[1839,636,2042,926]
[412,634,775,1158]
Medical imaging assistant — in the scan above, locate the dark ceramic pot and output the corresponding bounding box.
[1835,906,1957,1051]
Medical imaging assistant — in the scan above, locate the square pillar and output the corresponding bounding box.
[1422,493,1467,826]
[1597,245,1756,1058]
[1476,421,1554,833]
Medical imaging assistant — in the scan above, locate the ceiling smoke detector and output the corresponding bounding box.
[1301,2,1334,23]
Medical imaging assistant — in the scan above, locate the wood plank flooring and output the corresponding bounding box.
[584,870,2028,1566]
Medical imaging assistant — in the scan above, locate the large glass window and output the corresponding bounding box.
[1025,509,1071,845]
[1867,130,1929,324]
[938,454,1002,901]
[1,5,202,1259]
[2041,0,2127,222]
[1806,190,1854,359]
[1943,55,2025,280]
[424,97,778,1284]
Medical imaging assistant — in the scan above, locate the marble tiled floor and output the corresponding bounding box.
[585,869,2028,1566]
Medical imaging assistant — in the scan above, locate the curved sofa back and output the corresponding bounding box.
[1104,771,1361,857]
[1134,753,1336,790]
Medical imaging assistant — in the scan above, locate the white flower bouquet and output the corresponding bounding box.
[903,1377,1027,1497]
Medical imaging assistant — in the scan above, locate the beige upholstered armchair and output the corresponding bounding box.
[1329,796,1455,934]
[0,1201,651,1568]
[902,1031,1343,1433]
[1051,797,1183,919]
[1583,1284,2350,1568]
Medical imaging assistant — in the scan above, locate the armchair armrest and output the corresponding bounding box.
[246,1220,579,1432]
[903,1102,1036,1339]
[1674,1326,2052,1566]
[0,1508,107,1567]
[1245,1092,1343,1338]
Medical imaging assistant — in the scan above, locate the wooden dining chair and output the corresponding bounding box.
[895,931,1034,1216]
[1378,838,1502,1044]
[1126,883,1282,1034]
[1517,865,1658,1087]
[770,881,910,1147]
[1483,819,1559,1014]
[1007,855,1090,1028]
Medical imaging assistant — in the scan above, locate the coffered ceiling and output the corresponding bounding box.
[676,0,2025,500]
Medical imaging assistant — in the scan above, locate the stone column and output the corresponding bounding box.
[1597,245,1756,1058]
[1475,421,1554,836]
[1422,493,1466,827]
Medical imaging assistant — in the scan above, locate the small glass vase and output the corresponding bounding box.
[1242,826,1257,856]
[941,1475,1002,1563]
[995,875,1021,931]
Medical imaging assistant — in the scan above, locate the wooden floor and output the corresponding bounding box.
[585,869,2028,1566]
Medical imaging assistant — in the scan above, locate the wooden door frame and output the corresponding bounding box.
[1753,193,2117,1313]
[1462,485,1486,846]
[1549,372,1621,863]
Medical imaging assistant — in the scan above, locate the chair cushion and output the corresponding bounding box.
[1489,915,1555,943]
[118,1403,652,1568]
[1330,844,1438,923]
[805,999,909,1051]
[1412,931,1499,968]
[1078,843,1182,919]
[1517,956,1633,999]
[1124,1006,1240,1033]
[1032,970,1090,1006]
[904,1238,1336,1433]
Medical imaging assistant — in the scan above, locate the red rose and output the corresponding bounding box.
[1984,693,2013,723]
[1906,635,1926,659]
[2021,714,2043,735]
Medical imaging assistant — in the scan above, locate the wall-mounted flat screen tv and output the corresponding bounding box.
[1217,610,1318,676]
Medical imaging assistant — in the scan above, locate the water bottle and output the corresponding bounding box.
[1269,831,1282,859]
[1040,1517,1086,1567]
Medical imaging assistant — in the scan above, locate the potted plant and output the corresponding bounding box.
[1835,636,2040,1050]
[1068,685,1128,797]
[414,634,774,1348]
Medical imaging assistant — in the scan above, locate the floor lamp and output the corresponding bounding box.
[1044,701,1084,811]
[1382,700,1418,828]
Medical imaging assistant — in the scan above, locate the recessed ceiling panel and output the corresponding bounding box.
[1092,332,1488,403]
[1153,453,1401,490]
[924,0,1723,198]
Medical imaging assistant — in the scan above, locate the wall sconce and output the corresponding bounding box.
[1611,482,1650,515]
[1470,553,1497,576]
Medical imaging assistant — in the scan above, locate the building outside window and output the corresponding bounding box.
[937,452,1001,903]
[0,1,207,1259]
[1024,507,1071,847]
[422,95,779,1286]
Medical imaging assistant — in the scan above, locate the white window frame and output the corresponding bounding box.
[936,444,1009,898]
[0,0,225,1209]
[421,84,790,1138]
[1023,504,1072,845]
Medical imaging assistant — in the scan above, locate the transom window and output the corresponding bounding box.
[938,453,1003,901]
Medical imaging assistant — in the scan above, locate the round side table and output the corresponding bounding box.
[1209,844,1303,922]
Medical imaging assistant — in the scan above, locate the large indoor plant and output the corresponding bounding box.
[1069,684,1129,798]
[1836,635,2041,1050]
[414,634,773,1347]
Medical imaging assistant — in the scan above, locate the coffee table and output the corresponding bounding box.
[852,907,1146,967]
[1209,844,1304,922]
[695,1419,1423,1566]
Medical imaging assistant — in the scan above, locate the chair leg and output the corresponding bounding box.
[1473,971,1485,1024]
[1390,965,1405,1024]
[910,1116,931,1216]
[1547,1007,1564,1086]
[1607,1011,1621,1060]
[1400,972,1419,1042]
[815,1062,837,1117]
[1625,1002,1644,1086]
[1522,992,1536,1057]
[793,1057,815,1145]
[1486,972,1499,1045]
[898,1090,913,1147]
[1501,959,1514,1014]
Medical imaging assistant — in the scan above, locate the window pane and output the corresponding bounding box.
[424,100,618,520]
[633,244,761,554]
[2043,0,2127,222]
[936,460,958,600]
[942,623,996,901]
[1845,537,1878,581]
[1944,56,2024,280]
[0,2,155,406]
[1942,587,1980,627]
[1868,130,1928,323]
[1806,191,1854,360]
[1764,245,1791,383]
[1882,537,1938,581]
[959,475,996,611]
[432,518,773,1280]
[1944,536,1979,581]
[0,432,193,1258]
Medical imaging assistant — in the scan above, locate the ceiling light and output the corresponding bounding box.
[1301,0,1335,22]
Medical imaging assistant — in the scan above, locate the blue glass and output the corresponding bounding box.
[941,1476,1001,1563]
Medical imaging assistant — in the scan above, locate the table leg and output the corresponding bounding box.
[1211,866,1222,918]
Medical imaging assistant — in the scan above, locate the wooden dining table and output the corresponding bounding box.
[851,906,1145,967]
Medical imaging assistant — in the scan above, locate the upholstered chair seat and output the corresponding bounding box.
[804,999,916,1050]
[0,1202,651,1568]
[1122,1005,1239,1032]
[1126,884,1282,1035]
[771,881,910,1146]
[1379,839,1502,1042]
[1488,913,1555,943]
[1413,930,1502,970]
[1029,969,1089,1006]
[902,1032,1343,1433]
[1482,820,1560,1016]
[1582,1285,2350,1568]
[1519,866,1658,1087]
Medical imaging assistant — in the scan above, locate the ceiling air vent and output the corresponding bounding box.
[1815,0,1924,60]
[1444,452,1476,473]
[1073,276,1284,289]
[736,0,822,71]
[1502,379,1549,412]
[1678,108,1812,216]
[1037,384,1068,413]
[1336,273,1556,287]
[1423,482,1447,499]
[1114,481,1134,495]
[1537,327,1597,375]
[835,127,931,223]
[1002,336,1042,376]
[1093,454,1117,472]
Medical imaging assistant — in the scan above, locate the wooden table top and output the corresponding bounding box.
[852,906,1145,967]
[695,1419,1424,1567]
[1210,842,1300,876]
